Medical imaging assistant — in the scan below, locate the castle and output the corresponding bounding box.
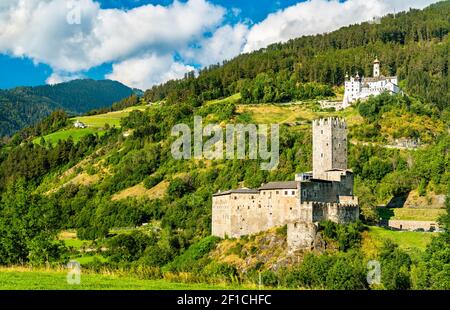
[211,117,359,252]
[342,58,401,108]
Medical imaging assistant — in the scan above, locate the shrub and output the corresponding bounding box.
[163,236,220,272]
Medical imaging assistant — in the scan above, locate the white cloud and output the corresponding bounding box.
[243,0,439,53]
[0,0,224,83]
[183,24,249,67]
[106,54,195,90]
[46,72,84,85]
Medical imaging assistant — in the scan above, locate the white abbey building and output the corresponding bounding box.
[343,58,401,108]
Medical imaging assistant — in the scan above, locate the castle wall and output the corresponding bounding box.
[287,221,318,252]
[212,195,231,238]
[388,220,438,232]
[299,173,353,204]
[212,189,299,238]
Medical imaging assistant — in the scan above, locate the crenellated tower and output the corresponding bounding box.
[312,117,348,180]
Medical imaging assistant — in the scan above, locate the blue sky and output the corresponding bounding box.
[0,0,438,90]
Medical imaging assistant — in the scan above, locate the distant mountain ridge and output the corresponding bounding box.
[0,79,136,137]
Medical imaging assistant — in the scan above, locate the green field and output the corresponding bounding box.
[0,269,244,290]
[73,105,147,129]
[378,208,445,221]
[368,226,436,252]
[33,128,106,145]
[33,105,147,145]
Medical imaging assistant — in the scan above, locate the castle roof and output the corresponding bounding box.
[258,181,298,190]
[325,168,353,173]
[213,188,259,197]
[307,179,333,184]
[362,75,397,83]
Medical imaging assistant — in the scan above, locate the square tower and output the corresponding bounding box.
[312,118,348,180]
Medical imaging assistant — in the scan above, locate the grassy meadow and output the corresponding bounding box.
[33,105,148,145]
[0,268,245,290]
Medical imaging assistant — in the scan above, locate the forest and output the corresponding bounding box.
[145,1,449,112]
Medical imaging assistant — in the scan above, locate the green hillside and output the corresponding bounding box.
[0,79,135,137]
[32,105,147,145]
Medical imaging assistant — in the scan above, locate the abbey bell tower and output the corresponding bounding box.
[373,57,380,78]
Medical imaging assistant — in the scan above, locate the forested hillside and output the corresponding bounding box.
[0,2,449,290]
[0,79,135,137]
[145,1,449,110]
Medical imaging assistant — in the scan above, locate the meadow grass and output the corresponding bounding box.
[236,103,363,126]
[32,105,147,145]
[72,105,147,129]
[365,226,437,260]
[33,128,106,145]
[0,268,246,290]
[205,93,241,106]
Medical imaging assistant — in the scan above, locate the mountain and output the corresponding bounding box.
[0,79,135,137]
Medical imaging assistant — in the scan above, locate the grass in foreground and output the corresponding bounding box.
[0,269,247,290]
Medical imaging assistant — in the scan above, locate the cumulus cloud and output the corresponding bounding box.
[182,24,249,67]
[46,72,85,85]
[0,0,224,88]
[243,0,438,52]
[106,54,195,90]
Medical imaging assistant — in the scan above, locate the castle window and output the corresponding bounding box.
[276,191,279,194]
[284,191,288,195]
[294,223,297,228]
[291,191,295,195]
[321,130,323,134]
[290,207,292,210]
[248,206,250,210]
[321,153,323,158]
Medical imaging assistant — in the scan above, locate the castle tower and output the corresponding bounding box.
[373,58,380,78]
[312,118,348,180]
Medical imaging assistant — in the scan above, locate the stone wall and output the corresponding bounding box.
[299,172,354,203]
[388,220,439,232]
[212,189,299,238]
[287,221,318,253]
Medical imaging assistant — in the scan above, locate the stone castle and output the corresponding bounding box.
[342,58,401,109]
[212,117,359,252]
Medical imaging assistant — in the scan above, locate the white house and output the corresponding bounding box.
[74,120,87,129]
[343,58,401,108]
